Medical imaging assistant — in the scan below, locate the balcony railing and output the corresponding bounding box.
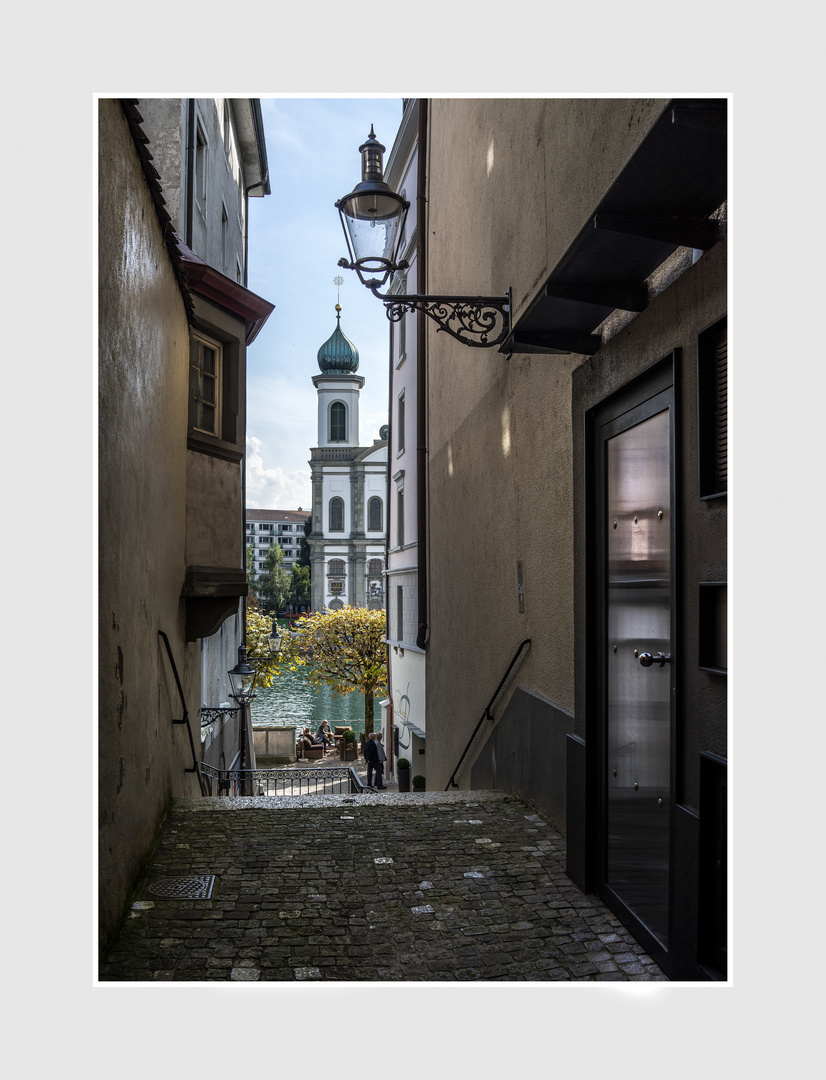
[200,763,365,797]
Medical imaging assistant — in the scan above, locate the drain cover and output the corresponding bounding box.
[146,875,215,899]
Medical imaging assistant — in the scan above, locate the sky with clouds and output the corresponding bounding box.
[244,97,405,511]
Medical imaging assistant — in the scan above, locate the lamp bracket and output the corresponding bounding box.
[371,286,511,349]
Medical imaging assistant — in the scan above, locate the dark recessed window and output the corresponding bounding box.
[330,401,347,442]
[698,316,727,498]
[329,497,344,532]
[368,496,383,532]
[699,582,727,673]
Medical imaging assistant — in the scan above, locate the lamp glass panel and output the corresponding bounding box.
[342,192,404,264]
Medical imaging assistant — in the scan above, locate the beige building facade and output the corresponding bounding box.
[416,98,727,980]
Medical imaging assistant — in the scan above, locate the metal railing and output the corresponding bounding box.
[200,762,365,797]
[445,638,531,790]
[158,629,206,795]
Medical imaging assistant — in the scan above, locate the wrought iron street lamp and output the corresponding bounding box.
[228,643,257,705]
[336,127,511,349]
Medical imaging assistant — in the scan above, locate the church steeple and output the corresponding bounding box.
[317,303,360,373]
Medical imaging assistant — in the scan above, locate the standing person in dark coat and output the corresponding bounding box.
[375,732,387,787]
[364,733,384,789]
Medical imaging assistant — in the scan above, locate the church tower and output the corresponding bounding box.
[308,301,387,613]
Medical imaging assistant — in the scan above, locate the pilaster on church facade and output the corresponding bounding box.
[308,304,388,613]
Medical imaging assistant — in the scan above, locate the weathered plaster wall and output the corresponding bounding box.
[98,100,200,950]
[423,99,668,792]
[185,452,243,567]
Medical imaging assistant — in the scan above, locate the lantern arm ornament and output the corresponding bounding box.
[336,126,511,349]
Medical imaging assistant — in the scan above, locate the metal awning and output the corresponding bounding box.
[504,98,727,356]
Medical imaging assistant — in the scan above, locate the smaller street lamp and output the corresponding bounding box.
[228,643,257,705]
[228,643,257,791]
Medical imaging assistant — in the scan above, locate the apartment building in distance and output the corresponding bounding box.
[245,508,310,579]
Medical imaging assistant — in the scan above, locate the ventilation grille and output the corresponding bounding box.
[698,316,728,498]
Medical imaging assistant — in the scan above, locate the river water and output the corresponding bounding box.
[251,662,380,739]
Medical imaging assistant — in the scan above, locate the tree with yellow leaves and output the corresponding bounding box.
[291,606,387,734]
[245,607,298,688]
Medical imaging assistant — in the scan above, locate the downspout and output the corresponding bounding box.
[385,301,394,771]
[415,99,429,651]
[243,171,268,291]
[185,99,195,248]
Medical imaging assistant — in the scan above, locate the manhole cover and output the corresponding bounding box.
[146,875,215,899]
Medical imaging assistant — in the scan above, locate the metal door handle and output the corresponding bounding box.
[639,651,671,667]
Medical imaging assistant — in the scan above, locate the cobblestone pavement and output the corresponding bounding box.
[100,792,667,982]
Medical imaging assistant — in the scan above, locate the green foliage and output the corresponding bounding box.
[291,605,387,734]
[290,563,311,608]
[412,775,426,789]
[298,515,312,567]
[258,541,290,612]
[396,758,410,770]
[245,608,298,689]
[342,728,357,743]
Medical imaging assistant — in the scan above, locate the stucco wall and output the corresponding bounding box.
[423,99,669,792]
[185,451,243,567]
[98,100,200,950]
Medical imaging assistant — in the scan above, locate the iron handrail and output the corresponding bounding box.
[158,630,206,795]
[200,762,365,797]
[445,638,531,790]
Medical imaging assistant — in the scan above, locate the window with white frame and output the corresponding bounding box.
[368,496,383,532]
[330,401,347,442]
[191,332,222,437]
[221,204,229,272]
[194,121,207,216]
[397,391,405,454]
[329,497,344,532]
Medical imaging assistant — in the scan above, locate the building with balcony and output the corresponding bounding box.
[245,508,310,578]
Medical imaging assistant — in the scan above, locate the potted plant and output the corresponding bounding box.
[342,728,357,761]
[412,775,426,791]
[396,757,411,792]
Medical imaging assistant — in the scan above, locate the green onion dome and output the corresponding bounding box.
[317,304,360,373]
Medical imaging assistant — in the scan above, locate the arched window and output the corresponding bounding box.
[329,599,344,611]
[329,401,347,442]
[328,559,346,576]
[329,497,344,532]
[368,496,383,532]
[368,559,383,575]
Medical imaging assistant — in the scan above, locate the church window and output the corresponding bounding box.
[329,497,344,532]
[328,559,346,576]
[330,401,347,442]
[368,559,383,575]
[329,599,344,611]
[368,496,383,532]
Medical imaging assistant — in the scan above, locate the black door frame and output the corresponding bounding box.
[585,352,681,977]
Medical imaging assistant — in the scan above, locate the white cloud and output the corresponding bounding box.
[246,436,311,511]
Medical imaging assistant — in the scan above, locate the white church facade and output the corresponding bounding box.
[308,304,388,612]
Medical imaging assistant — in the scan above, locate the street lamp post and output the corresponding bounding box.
[227,643,257,795]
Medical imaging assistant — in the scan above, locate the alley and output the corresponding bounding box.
[100,791,666,982]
